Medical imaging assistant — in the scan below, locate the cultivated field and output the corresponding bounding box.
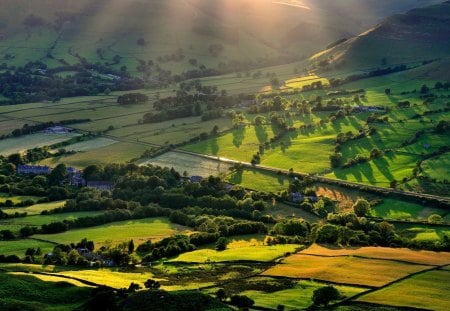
[263,254,430,287]
[300,244,450,266]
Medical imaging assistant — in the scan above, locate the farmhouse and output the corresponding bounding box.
[17,164,52,175]
[352,106,385,113]
[86,181,115,191]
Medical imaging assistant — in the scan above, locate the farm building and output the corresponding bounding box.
[86,181,115,191]
[17,165,52,175]
[190,175,203,183]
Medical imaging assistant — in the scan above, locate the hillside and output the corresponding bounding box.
[311,1,450,72]
[0,0,443,76]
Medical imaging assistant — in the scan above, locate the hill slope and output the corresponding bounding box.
[311,1,450,72]
[0,0,443,76]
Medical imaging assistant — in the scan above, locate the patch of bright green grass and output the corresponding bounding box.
[371,199,448,221]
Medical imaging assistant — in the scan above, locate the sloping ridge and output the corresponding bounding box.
[311,1,450,71]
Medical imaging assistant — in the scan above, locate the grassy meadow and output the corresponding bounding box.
[357,269,450,311]
[1,201,66,216]
[32,217,191,247]
[171,244,298,263]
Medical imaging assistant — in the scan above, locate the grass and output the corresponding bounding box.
[395,223,450,242]
[225,168,290,193]
[0,239,56,256]
[242,280,366,310]
[1,201,66,216]
[421,153,450,182]
[59,137,117,152]
[170,244,298,263]
[0,211,107,233]
[183,125,276,163]
[263,254,430,287]
[0,272,91,311]
[370,198,448,221]
[284,75,329,89]
[32,217,190,246]
[0,133,80,156]
[139,151,232,177]
[357,269,450,311]
[0,194,42,204]
[301,244,450,266]
[39,141,149,168]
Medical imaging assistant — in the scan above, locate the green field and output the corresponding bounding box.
[396,223,450,242]
[170,244,298,263]
[40,141,149,168]
[0,211,107,233]
[0,239,56,256]
[371,199,449,221]
[242,279,366,310]
[226,168,289,193]
[0,133,80,156]
[358,269,450,311]
[32,217,191,246]
[140,151,232,177]
[421,153,450,182]
[0,272,91,311]
[0,194,42,204]
[1,201,66,216]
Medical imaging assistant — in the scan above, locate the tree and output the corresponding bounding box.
[420,84,429,94]
[144,279,161,290]
[330,153,343,168]
[384,88,391,95]
[216,288,226,301]
[215,237,229,251]
[352,199,371,217]
[317,224,339,244]
[312,286,340,306]
[428,214,443,224]
[128,239,135,254]
[230,295,254,308]
[48,163,66,186]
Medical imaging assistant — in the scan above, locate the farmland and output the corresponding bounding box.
[263,253,432,287]
[358,269,450,311]
[1,201,66,216]
[0,133,79,156]
[170,244,298,263]
[32,217,191,247]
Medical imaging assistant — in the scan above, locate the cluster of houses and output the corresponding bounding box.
[16,164,115,190]
[291,192,318,203]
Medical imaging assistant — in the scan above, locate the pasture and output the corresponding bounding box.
[1,200,66,216]
[0,272,90,311]
[0,211,107,233]
[370,199,448,221]
[32,217,191,246]
[395,223,450,242]
[0,132,79,156]
[357,269,450,311]
[140,151,232,177]
[0,194,42,204]
[263,253,430,287]
[0,239,56,256]
[421,153,450,182]
[225,168,289,193]
[241,279,366,310]
[170,244,298,263]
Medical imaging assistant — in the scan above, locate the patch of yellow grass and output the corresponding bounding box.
[263,254,429,287]
[301,244,450,266]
